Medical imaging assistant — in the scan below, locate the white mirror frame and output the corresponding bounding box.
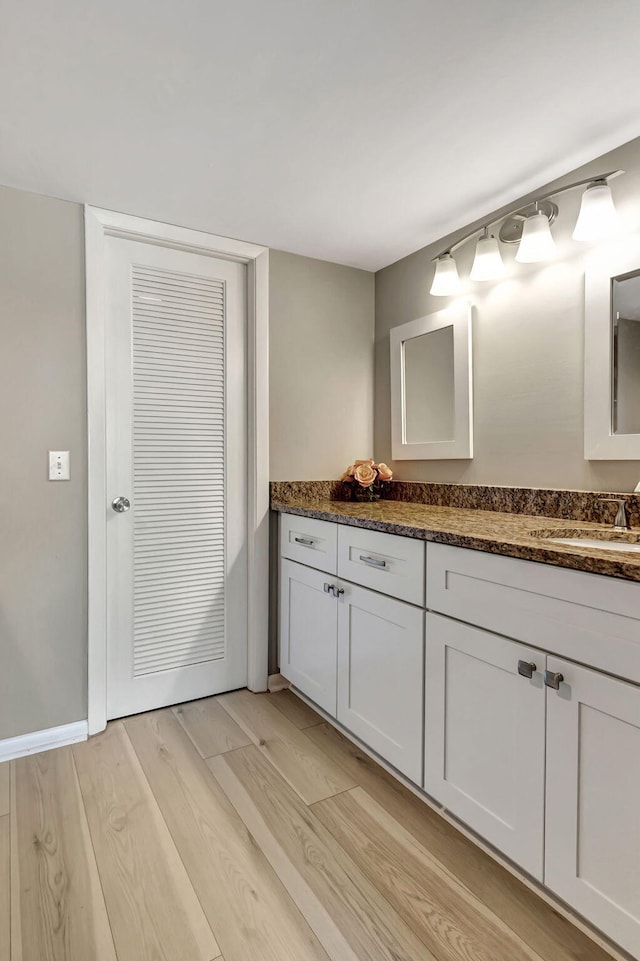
[585,235,640,460]
[390,302,473,460]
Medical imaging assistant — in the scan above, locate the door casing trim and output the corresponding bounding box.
[85,205,269,734]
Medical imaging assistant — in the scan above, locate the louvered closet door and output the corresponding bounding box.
[105,237,247,719]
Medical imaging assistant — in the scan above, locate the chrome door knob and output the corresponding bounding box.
[112,496,131,513]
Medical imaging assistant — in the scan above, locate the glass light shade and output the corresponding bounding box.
[470,233,505,281]
[430,254,462,296]
[515,211,556,263]
[572,181,618,241]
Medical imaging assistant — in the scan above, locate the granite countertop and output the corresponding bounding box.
[271,497,640,583]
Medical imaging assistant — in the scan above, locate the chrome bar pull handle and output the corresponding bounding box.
[295,536,315,546]
[359,555,387,568]
[517,660,537,679]
[334,586,345,597]
[544,670,564,690]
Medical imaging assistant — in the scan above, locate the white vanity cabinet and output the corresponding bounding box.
[424,613,547,879]
[425,542,640,956]
[278,515,426,782]
[277,511,640,957]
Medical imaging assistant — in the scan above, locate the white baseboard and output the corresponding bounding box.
[0,720,88,763]
[268,673,290,693]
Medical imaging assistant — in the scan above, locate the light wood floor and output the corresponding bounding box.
[1,688,617,961]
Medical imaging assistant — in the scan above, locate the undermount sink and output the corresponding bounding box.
[530,528,640,554]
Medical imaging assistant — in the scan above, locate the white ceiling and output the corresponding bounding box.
[2,1,640,270]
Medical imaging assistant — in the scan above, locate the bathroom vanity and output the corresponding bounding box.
[274,497,640,958]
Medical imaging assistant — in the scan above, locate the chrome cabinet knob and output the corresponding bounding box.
[323,584,344,598]
[112,496,131,513]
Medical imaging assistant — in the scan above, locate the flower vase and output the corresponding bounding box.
[354,489,381,502]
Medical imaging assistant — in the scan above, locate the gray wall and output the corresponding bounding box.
[270,250,375,479]
[6,131,640,738]
[0,186,87,739]
[375,136,640,492]
[0,189,375,739]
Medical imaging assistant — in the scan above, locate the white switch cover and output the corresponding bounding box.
[49,451,70,481]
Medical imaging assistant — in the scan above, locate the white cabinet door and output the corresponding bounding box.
[279,559,338,716]
[545,657,640,957]
[424,613,546,879]
[337,583,424,783]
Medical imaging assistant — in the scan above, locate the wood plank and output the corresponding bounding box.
[73,722,220,961]
[314,786,544,961]
[0,816,9,961]
[268,690,324,729]
[216,691,355,804]
[0,763,9,817]
[173,697,251,758]
[124,709,330,961]
[11,746,117,961]
[305,722,615,961]
[210,744,430,961]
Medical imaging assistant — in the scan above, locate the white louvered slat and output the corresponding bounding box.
[131,264,226,676]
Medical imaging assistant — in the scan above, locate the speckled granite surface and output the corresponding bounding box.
[271,489,640,582]
[270,480,344,504]
[271,480,640,524]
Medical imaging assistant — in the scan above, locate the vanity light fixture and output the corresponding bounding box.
[429,169,623,295]
[429,253,462,296]
[572,179,619,241]
[469,228,505,281]
[515,207,556,263]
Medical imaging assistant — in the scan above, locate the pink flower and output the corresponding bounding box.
[375,462,393,481]
[353,463,377,487]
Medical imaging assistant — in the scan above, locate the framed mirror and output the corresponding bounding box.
[390,302,473,460]
[585,236,640,459]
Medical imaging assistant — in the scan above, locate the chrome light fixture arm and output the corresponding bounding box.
[431,169,624,264]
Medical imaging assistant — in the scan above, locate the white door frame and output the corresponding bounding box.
[85,205,269,734]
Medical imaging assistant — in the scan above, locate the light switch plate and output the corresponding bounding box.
[49,450,70,481]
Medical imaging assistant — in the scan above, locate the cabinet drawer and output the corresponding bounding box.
[280,514,337,575]
[337,526,425,605]
[426,543,640,683]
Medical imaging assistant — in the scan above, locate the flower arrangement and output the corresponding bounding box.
[341,459,393,501]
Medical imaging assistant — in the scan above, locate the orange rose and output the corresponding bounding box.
[341,465,355,481]
[353,463,377,487]
[353,459,375,468]
[375,462,393,481]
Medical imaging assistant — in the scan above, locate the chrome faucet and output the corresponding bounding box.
[597,497,632,531]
